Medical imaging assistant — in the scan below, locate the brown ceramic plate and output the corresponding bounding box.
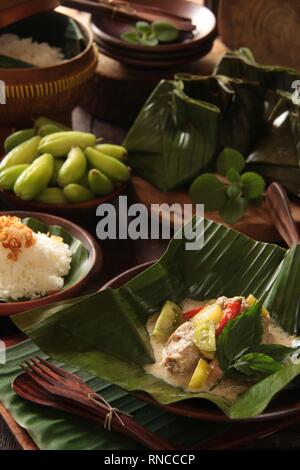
[97,41,214,68]
[0,211,103,317]
[92,2,217,54]
[101,262,300,423]
[0,182,127,223]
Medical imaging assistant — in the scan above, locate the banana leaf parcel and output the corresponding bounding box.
[124,48,300,196]
[13,218,300,419]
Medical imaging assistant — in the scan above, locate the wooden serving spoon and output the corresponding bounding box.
[265,182,300,247]
[61,0,196,32]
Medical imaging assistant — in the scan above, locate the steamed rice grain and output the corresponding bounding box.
[0,232,72,301]
[0,34,64,67]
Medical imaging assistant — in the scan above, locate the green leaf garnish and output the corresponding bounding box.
[233,352,282,380]
[135,21,151,34]
[151,21,179,43]
[217,148,245,176]
[140,36,159,46]
[121,31,141,44]
[219,196,247,224]
[226,184,242,200]
[252,344,296,362]
[226,168,241,183]
[241,172,266,199]
[217,300,263,376]
[189,173,227,211]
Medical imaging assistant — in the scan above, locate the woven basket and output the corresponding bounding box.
[0,11,98,126]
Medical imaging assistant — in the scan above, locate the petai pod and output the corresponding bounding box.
[34,116,70,132]
[58,147,87,187]
[85,147,130,183]
[14,153,54,201]
[36,187,67,204]
[0,136,41,171]
[88,168,114,196]
[95,144,128,161]
[38,124,66,137]
[0,164,30,190]
[4,129,35,153]
[50,159,64,186]
[38,132,96,157]
[63,184,94,203]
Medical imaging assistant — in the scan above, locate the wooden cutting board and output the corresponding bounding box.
[130,175,300,243]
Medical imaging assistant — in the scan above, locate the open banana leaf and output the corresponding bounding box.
[13,218,300,419]
[0,217,89,303]
[124,47,300,196]
[0,340,230,450]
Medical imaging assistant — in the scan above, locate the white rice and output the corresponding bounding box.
[0,34,64,67]
[0,233,72,301]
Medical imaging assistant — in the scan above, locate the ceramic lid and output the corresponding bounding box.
[0,0,60,29]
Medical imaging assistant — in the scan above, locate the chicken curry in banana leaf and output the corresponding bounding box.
[146,295,299,402]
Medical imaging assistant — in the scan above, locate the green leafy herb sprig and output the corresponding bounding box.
[216,301,296,382]
[189,148,266,224]
[121,21,179,46]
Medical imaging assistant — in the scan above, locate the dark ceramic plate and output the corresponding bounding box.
[96,40,214,68]
[101,262,300,423]
[92,1,217,66]
[0,182,127,224]
[0,211,102,316]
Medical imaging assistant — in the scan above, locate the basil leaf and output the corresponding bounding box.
[226,168,241,183]
[253,344,296,362]
[189,173,226,211]
[241,172,266,199]
[226,184,242,199]
[217,148,245,176]
[217,300,263,373]
[219,196,247,224]
[233,353,282,379]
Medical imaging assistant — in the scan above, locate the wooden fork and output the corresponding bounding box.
[17,357,176,450]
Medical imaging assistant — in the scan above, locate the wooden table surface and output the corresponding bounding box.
[1,110,300,450]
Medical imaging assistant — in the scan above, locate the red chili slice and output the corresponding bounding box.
[216,300,241,336]
[182,306,204,321]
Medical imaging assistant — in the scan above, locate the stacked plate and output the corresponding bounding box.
[91,1,217,68]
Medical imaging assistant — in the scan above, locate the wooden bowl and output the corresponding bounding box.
[0,211,103,317]
[0,10,98,127]
[0,182,127,224]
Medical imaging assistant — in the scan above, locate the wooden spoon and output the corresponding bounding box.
[61,0,196,32]
[13,372,177,450]
[265,182,300,247]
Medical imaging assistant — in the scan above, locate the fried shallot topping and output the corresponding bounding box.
[0,216,36,261]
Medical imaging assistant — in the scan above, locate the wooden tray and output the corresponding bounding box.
[130,175,300,243]
[0,334,37,450]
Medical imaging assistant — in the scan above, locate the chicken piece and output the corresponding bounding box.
[162,321,200,375]
[206,360,223,388]
[262,315,273,343]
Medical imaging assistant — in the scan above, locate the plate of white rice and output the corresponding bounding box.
[0,212,102,316]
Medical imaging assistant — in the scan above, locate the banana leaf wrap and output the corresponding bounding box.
[125,47,300,195]
[13,218,300,419]
[216,48,300,196]
[0,217,90,303]
[124,74,264,191]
